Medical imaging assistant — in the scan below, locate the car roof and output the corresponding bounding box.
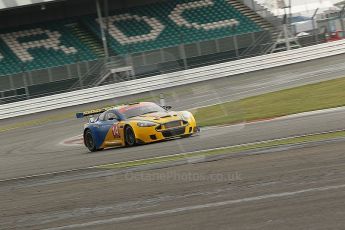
[110,102,154,113]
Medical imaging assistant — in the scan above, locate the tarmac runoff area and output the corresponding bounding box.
[1,54,345,229]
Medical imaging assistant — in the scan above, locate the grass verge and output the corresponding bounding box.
[194,77,345,126]
[96,129,345,169]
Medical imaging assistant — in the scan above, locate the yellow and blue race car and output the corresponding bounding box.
[76,102,199,152]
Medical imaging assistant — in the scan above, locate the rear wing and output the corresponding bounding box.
[76,106,113,119]
[75,102,141,119]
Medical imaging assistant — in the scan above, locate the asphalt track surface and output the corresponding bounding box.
[1,140,345,229]
[1,54,345,229]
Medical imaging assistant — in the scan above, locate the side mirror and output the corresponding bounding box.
[162,105,172,110]
[89,117,96,123]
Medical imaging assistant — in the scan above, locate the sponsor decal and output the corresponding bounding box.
[112,123,121,138]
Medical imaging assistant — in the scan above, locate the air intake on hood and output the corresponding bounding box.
[160,115,171,118]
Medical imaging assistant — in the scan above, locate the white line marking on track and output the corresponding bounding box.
[273,106,345,120]
[44,183,345,230]
[58,134,83,146]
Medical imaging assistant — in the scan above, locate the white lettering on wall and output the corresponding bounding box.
[169,0,239,30]
[97,13,165,45]
[0,28,77,62]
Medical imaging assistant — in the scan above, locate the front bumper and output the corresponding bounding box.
[134,124,198,143]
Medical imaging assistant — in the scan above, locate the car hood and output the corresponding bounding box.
[128,111,182,123]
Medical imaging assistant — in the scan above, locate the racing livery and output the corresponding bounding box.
[76,102,198,152]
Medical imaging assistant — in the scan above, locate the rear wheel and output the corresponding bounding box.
[84,130,97,152]
[125,126,136,147]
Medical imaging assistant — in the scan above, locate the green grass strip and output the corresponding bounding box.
[96,130,345,169]
[194,77,345,126]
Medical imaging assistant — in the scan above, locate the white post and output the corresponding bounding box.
[283,24,291,50]
[96,0,109,59]
[159,93,165,106]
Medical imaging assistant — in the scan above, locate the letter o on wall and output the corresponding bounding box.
[169,0,239,31]
[97,13,165,45]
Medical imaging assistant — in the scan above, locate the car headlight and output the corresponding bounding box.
[181,111,193,120]
[137,121,157,127]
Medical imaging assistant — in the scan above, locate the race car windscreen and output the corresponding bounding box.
[119,103,166,119]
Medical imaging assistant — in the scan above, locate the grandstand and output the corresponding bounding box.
[84,0,266,54]
[0,20,103,76]
[0,0,280,102]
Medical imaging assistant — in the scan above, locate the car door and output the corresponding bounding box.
[100,111,121,143]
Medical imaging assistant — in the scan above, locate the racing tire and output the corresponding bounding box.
[84,130,97,152]
[125,126,136,147]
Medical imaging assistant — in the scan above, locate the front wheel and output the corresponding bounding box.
[84,130,97,152]
[125,126,136,147]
